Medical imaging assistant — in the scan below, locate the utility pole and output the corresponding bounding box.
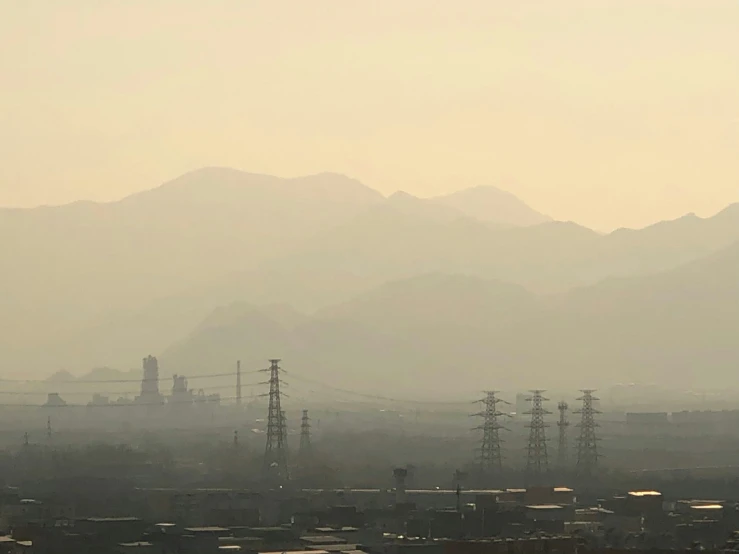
[575,389,601,481]
[472,391,509,475]
[236,360,242,407]
[525,390,551,485]
[557,401,569,470]
[262,359,289,481]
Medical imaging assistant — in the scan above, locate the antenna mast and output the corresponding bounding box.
[557,401,569,470]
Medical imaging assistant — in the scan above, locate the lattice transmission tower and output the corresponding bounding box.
[525,390,551,484]
[299,409,312,456]
[575,389,601,479]
[262,359,289,481]
[472,391,510,474]
[556,401,569,470]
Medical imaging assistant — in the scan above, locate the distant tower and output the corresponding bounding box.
[44,393,66,408]
[453,469,469,491]
[525,390,551,484]
[575,390,601,480]
[473,391,509,474]
[139,355,162,404]
[557,401,569,470]
[280,410,288,453]
[236,360,242,406]
[262,359,289,480]
[299,409,312,456]
[171,374,192,407]
[393,467,408,505]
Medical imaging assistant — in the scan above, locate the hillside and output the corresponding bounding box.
[317,273,537,332]
[265,202,739,294]
[160,243,739,394]
[0,168,385,374]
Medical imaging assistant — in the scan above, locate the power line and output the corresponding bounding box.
[0,395,248,409]
[0,370,259,384]
[0,382,263,397]
[284,371,473,405]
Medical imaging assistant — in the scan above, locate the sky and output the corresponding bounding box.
[1,1,738,230]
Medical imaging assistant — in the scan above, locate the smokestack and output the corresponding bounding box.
[393,467,408,505]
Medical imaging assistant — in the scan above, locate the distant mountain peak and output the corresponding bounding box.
[387,190,434,207]
[387,190,418,201]
[119,167,384,208]
[382,190,467,223]
[430,185,551,227]
[46,369,76,383]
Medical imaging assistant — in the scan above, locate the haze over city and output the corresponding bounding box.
[5,3,739,553]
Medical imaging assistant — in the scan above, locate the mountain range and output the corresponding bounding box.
[1,167,738,393]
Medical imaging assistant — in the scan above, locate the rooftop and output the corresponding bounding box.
[627,491,662,497]
[259,550,328,554]
[307,545,358,552]
[87,517,140,523]
[302,536,347,545]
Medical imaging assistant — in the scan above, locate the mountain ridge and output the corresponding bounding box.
[160,241,739,392]
[2,166,739,383]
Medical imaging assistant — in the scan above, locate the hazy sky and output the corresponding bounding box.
[1,1,737,230]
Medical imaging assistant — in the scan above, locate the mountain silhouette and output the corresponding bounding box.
[0,168,384,373]
[2,166,738,385]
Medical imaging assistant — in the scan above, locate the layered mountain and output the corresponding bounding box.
[160,242,739,394]
[265,201,739,293]
[2,165,738,383]
[0,170,560,375]
[0,168,384,370]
